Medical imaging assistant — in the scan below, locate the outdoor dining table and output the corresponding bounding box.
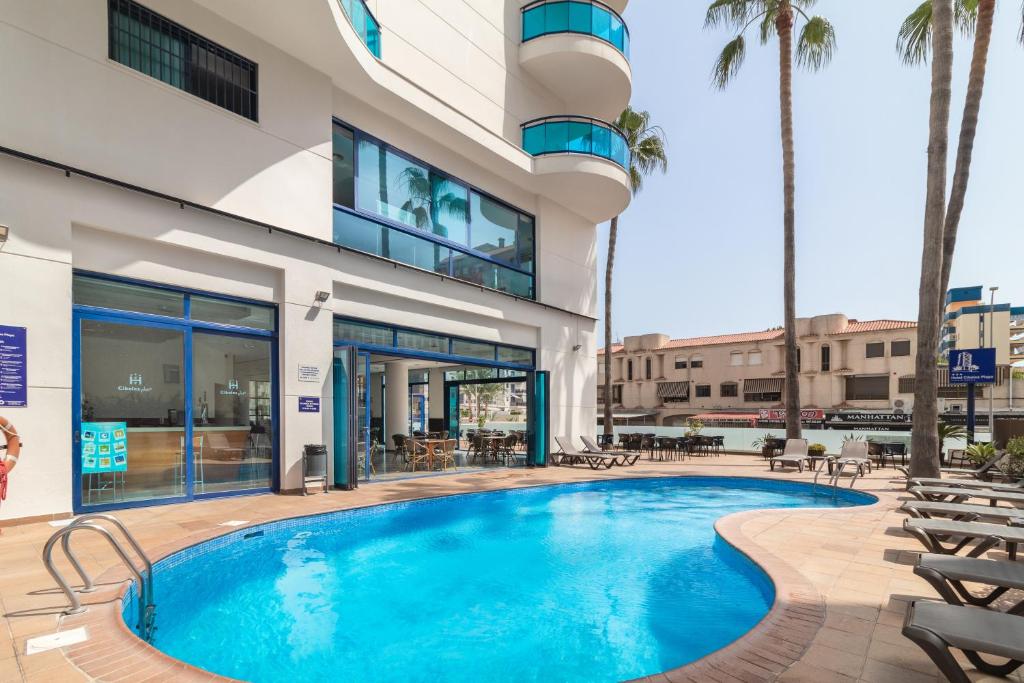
[415,438,447,469]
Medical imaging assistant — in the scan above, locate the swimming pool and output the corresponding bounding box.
[127,477,874,682]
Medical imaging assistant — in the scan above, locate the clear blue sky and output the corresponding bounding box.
[600,1,1024,343]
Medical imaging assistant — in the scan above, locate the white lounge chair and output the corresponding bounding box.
[769,438,809,472]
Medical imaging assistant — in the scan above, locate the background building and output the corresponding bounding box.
[941,285,1023,365]
[0,0,634,522]
[598,313,1022,430]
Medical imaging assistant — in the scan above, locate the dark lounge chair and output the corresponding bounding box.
[553,436,618,470]
[900,451,1006,482]
[900,500,1024,524]
[902,601,1024,683]
[908,485,1024,506]
[903,517,1024,559]
[914,553,1024,614]
[580,436,640,465]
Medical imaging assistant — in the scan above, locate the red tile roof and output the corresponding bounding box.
[831,320,917,334]
[598,319,917,355]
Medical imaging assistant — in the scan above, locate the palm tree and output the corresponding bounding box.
[898,0,1022,332]
[909,0,955,479]
[602,107,667,440]
[396,167,469,237]
[704,0,835,439]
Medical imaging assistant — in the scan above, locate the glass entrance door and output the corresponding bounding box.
[76,318,188,507]
[356,352,371,481]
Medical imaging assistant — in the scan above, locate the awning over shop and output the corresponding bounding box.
[611,411,658,419]
[743,377,784,393]
[693,412,758,425]
[656,381,690,398]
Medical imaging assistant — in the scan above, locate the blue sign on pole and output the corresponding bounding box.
[298,396,320,413]
[0,325,27,408]
[949,347,996,384]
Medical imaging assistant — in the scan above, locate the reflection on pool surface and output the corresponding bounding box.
[129,477,873,682]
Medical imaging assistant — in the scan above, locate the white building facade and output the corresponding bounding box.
[0,0,632,522]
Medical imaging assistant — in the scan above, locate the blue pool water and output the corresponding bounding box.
[128,477,873,682]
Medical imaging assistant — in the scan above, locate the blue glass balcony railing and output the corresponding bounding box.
[521,116,629,169]
[521,0,629,59]
[339,0,381,58]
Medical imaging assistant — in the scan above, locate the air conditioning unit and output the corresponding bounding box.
[894,399,905,408]
[950,404,963,413]
[894,408,904,415]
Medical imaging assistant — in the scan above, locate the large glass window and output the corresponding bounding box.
[333,319,392,346]
[190,295,274,331]
[79,321,186,505]
[333,124,536,299]
[865,342,885,358]
[74,275,184,318]
[845,375,890,401]
[453,339,496,361]
[892,340,911,357]
[356,138,469,244]
[108,0,258,121]
[396,330,448,355]
[192,333,273,493]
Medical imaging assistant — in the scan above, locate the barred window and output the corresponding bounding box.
[109,0,258,121]
[720,382,738,397]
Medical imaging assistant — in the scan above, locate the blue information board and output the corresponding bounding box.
[298,396,320,413]
[0,325,27,407]
[81,422,129,473]
[949,347,996,384]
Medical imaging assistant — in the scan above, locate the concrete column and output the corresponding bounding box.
[428,368,445,420]
[385,361,410,440]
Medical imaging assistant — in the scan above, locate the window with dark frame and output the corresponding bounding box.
[690,356,704,369]
[720,382,738,397]
[891,340,911,357]
[865,341,885,358]
[627,359,633,381]
[674,356,687,369]
[108,0,258,121]
[645,358,652,380]
[744,391,781,402]
[845,375,889,401]
[821,344,831,371]
[695,384,711,398]
[613,384,622,403]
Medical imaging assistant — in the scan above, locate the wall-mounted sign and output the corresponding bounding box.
[0,325,27,407]
[298,396,320,413]
[949,348,996,384]
[758,408,824,421]
[81,422,128,473]
[298,364,321,383]
[827,412,912,424]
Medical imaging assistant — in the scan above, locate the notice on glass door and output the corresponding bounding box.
[0,325,27,407]
[81,422,128,473]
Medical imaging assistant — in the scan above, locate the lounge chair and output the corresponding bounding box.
[552,436,619,470]
[831,440,871,476]
[908,485,1024,506]
[580,436,640,465]
[903,601,1024,682]
[901,500,1024,524]
[914,553,1024,614]
[898,451,1005,481]
[903,517,1024,559]
[769,438,809,472]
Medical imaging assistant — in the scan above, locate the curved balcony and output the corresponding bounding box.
[520,0,631,120]
[521,116,631,221]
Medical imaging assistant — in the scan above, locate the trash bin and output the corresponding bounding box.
[302,444,328,495]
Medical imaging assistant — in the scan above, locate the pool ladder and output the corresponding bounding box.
[42,514,156,642]
[813,457,864,490]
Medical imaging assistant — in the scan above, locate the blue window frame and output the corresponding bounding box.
[338,0,382,58]
[108,0,259,121]
[332,120,537,300]
[71,272,279,513]
[332,316,535,370]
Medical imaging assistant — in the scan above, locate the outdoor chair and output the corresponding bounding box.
[878,442,907,468]
[826,440,871,479]
[581,436,640,465]
[901,500,1024,525]
[436,439,457,471]
[408,439,431,472]
[769,438,810,472]
[902,517,1024,559]
[902,601,1024,683]
[392,434,409,464]
[914,553,1024,614]
[640,434,657,458]
[904,451,1008,486]
[552,436,620,470]
[946,448,969,469]
[908,485,1024,506]
[711,435,724,455]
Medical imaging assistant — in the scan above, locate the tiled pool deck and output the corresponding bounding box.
[1,454,1020,682]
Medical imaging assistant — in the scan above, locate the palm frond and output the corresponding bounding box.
[796,15,836,71]
[759,11,774,44]
[711,35,747,89]
[704,0,755,30]
[1019,0,1024,45]
[955,0,979,35]
[896,0,933,66]
[614,105,668,196]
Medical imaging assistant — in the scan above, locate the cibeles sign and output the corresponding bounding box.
[116,372,153,393]
[218,379,247,397]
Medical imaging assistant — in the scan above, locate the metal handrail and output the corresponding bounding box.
[61,514,153,605]
[42,519,156,640]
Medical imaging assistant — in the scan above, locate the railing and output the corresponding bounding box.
[521,115,629,169]
[42,514,157,641]
[339,0,382,58]
[521,0,629,58]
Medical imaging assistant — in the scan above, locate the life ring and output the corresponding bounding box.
[0,416,20,501]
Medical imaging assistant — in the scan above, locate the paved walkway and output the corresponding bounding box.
[0,454,1019,682]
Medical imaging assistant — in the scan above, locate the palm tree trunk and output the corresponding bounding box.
[936,0,994,333]
[603,215,618,438]
[777,4,800,440]
[910,0,955,479]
